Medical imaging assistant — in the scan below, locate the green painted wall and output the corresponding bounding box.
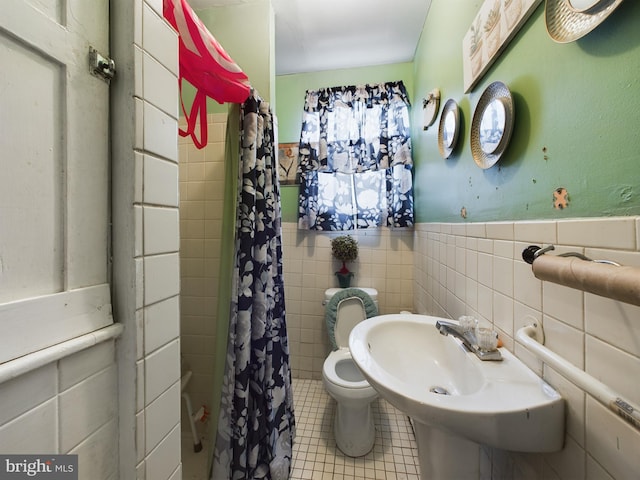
[275,63,415,222]
[188,0,639,224]
[412,0,640,222]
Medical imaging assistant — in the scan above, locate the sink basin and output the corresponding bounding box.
[349,313,565,453]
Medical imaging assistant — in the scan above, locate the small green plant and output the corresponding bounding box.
[331,235,358,273]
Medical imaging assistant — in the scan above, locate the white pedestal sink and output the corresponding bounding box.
[349,314,565,480]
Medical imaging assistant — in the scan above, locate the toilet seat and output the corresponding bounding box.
[323,348,370,390]
[325,288,378,350]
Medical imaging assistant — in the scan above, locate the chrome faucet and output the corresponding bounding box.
[436,320,475,350]
[435,320,503,361]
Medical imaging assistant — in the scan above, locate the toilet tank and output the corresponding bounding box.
[324,287,378,306]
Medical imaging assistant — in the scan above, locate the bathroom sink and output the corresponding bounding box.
[349,313,565,452]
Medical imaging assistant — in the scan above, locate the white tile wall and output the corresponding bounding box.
[133,2,182,478]
[543,366,585,447]
[586,335,640,404]
[137,360,146,413]
[178,112,228,439]
[143,3,178,74]
[0,400,57,454]
[135,152,144,203]
[558,217,636,250]
[136,257,145,310]
[135,98,145,149]
[143,52,179,118]
[413,217,640,480]
[71,420,118,480]
[144,155,180,206]
[144,253,180,305]
[0,340,119,476]
[145,296,181,355]
[144,206,180,254]
[144,101,179,161]
[543,282,583,329]
[145,340,181,405]
[586,398,640,480]
[135,205,144,257]
[0,365,56,425]
[134,0,143,46]
[59,366,118,451]
[281,225,415,379]
[543,314,584,369]
[145,0,163,17]
[135,46,144,98]
[137,410,146,463]
[146,424,181,480]
[146,382,181,455]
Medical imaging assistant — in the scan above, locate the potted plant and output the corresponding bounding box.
[331,235,359,288]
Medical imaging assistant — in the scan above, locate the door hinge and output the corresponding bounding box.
[89,47,115,83]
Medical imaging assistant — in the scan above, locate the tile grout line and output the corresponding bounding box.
[291,378,420,480]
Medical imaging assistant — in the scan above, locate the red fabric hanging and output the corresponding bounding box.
[164,0,251,148]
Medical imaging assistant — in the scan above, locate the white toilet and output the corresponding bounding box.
[322,287,379,457]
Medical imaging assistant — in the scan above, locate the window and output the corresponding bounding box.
[297,81,414,231]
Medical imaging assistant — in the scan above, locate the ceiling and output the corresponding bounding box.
[186,0,432,75]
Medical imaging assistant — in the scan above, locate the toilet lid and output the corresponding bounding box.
[323,348,370,389]
[324,288,378,349]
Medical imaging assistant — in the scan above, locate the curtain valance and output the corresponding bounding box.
[297,81,412,175]
[303,82,411,112]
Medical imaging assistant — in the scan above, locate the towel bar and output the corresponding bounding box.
[517,323,640,431]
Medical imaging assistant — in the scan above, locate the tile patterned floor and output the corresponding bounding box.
[180,378,420,480]
[291,379,420,480]
[181,433,208,480]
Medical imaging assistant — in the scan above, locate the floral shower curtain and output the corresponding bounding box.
[211,92,295,480]
[297,81,414,231]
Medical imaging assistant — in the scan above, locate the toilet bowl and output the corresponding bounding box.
[322,287,379,457]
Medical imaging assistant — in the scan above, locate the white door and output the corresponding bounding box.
[0,0,112,363]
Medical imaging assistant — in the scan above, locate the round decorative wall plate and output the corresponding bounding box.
[422,88,441,130]
[545,0,624,43]
[437,99,460,159]
[470,81,515,170]
[479,98,507,155]
[566,0,606,13]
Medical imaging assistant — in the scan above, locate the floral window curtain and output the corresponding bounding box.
[211,92,295,480]
[297,81,414,231]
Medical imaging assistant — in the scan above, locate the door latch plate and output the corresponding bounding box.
[89,47,115,83]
